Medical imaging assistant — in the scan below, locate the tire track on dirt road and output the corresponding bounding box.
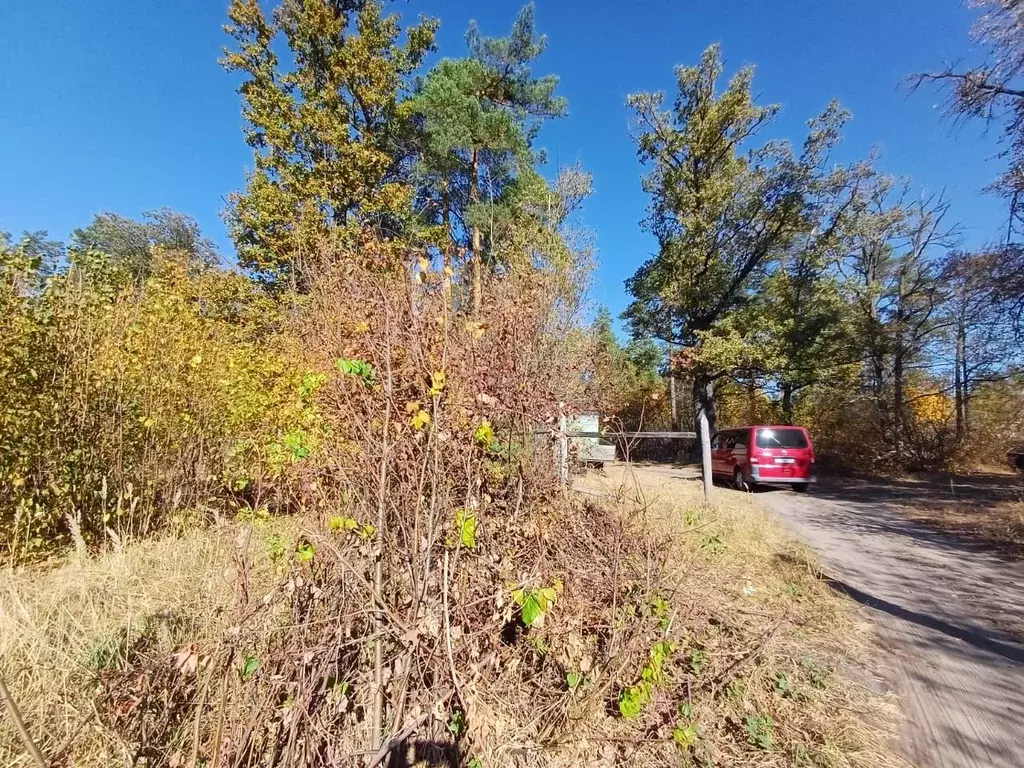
[758,485,1024,768]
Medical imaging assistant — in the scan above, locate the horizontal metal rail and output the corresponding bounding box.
[563,431,697,439]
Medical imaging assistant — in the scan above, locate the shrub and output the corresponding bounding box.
[0,245,314,558]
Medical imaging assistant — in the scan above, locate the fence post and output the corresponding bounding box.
[558,407,569,489]
[699,408,713,501]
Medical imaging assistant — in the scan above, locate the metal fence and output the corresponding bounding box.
[553,409,713,499]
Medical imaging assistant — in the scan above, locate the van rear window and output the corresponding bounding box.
[756,429,807,449]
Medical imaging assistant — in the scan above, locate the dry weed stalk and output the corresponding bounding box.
[2,249,909,768]
[23,252,671,767]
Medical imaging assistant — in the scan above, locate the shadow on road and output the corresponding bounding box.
[754,477,1024,768]
[823,575,1024,665]
[747,470,1024,561]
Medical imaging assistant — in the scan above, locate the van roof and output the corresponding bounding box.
[717,425,807,431]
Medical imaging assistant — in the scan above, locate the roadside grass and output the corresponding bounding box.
[0,471,909,768]
[0,520,292,766]
[575,464,910,767]
[900,496,1024,560]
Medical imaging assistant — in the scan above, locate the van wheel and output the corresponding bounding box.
[733,468,749,492]
[793,483,809,493]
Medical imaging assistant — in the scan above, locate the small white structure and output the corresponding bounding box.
[566,413,616,467]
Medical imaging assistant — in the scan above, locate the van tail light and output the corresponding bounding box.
[749,457,759,464]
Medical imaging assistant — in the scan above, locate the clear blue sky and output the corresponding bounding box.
[0,0,1006,323]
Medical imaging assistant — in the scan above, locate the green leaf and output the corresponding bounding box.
[296,541,315,563]
[744,714,775,750]
[566,671,582,690]
[336,358,376,387]
[521,595,543,627]
[772,671,793,698]
[618,684,648,719]
[447,708,467,737]
[329,515,359,532]
[673,724,699,749]
[454,508,477,549]
[473,419,495,447]
[240,655,259,682]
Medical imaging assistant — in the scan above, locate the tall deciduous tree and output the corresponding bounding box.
[749,141,870,423]
[412,4,566,311]
[623,45,850,447]
[222,0,437,286]
[843,181,958,459]
[72,209,218,279]
[940,249,1015,441]
[758,254,856,424]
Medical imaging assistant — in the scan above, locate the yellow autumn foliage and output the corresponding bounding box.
[0,247,319,557]
[908,388,954,425]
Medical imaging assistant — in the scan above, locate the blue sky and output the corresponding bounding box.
[0,0,1007,322]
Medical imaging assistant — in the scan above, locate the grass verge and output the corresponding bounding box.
[901,496,1024,560]
[573,463,910,767]
[1,469,909,767]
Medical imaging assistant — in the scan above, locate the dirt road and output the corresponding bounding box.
[756,478,1024,768]
[587,464,1024,767]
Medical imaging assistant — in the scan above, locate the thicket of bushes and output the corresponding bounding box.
[593,321,1023,473]
[0,3,932,764]
[0,238,322,559]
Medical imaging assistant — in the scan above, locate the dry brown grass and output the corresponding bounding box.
[0,514,316,767]
[574,463,910,768]
[0,469,911,768]
[901,497,1024,560]
[0,527,237,765]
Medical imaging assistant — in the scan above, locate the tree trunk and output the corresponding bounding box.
[870,350,888,445]
[470,149,482,314]
[954,321,965,443]
[893,348,904,463]
[959,324,970,439]
[781,383,794,425]
[892,270,906,464]
[669,375,678,432]
[692,374,717,459]
[441,186,453,306]
[962,370,970,440]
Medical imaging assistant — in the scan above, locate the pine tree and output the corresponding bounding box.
[411,3,566,311]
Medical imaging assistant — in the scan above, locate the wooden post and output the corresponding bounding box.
[669,375,678,432]
[558,408,569,489]
[699,407,713,501]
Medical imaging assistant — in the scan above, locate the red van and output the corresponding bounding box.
[710,425,815,492]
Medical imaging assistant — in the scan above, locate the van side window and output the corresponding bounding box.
[735,431,748,449]
[710,434,720,450]
[724,434,736,450]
